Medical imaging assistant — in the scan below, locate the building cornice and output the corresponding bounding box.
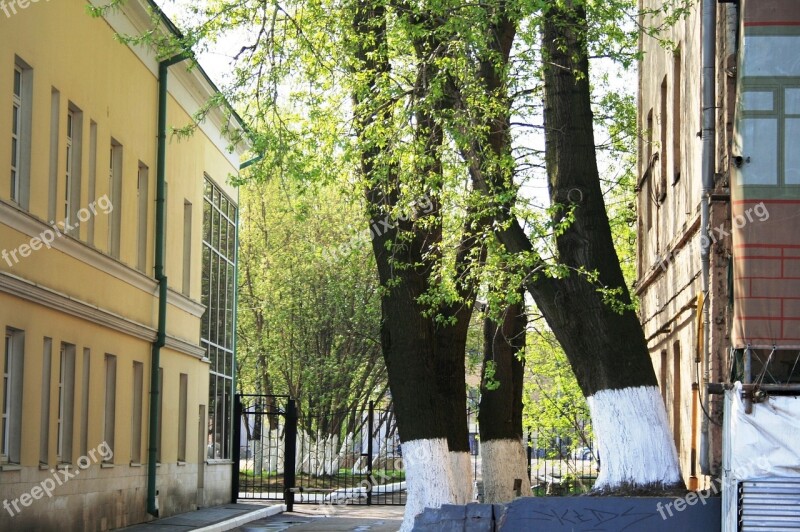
[0,271,206,359]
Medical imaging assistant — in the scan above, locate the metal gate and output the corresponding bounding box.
[233,394,297,509]
[233,395,405,508]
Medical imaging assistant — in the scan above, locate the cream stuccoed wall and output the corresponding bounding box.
[0,0,244,529]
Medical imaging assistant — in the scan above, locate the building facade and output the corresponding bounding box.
[637,0,800,490]
[0,0,246,529]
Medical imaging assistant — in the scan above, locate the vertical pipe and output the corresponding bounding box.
[699,0,717,477]
[148,53,189,517]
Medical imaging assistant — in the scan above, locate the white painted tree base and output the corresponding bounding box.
[481,438,530,503]
[449,451,474,504]
[399,438,457,532]
[587,385,681,490]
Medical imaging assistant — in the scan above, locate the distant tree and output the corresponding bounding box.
[236,178,388,437]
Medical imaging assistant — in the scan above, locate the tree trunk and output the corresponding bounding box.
[479,299,529,503]
[459,3,684,493]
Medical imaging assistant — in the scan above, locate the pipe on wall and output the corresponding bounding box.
[148,53,191,517]
[699,0,717,477]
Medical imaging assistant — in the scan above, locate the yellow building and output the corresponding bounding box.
[0,0,247,529]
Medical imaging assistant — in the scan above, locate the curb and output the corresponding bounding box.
[194,504,286,532]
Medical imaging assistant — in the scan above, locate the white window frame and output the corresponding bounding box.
[1,329,23,465]
[108,141,123,258]
[11,59,32,209]
[103,354,116,463]
[11,66,22,203]
[56,343,75,464]
[64,110,73,221]
[130,361,143,464]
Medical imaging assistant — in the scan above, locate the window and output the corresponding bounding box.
[131,361,143,464]
[48,89,60,222]
[40,338,52,465]
[103,354,116,463]
[2,328,24,464]
[738,84,800,187]
[87,122,98,247]
[178,373,188,462]
[57,343,75,464]
[202,177,237,460]
[64,105,83,234]
[673,341,682,455]
[658,76,668,202]
[183,200,193,296]
[673,47,682,184]
[11,60,32,208]
[80,348,90,456]
[108,141,122,258]
[137,163,149,272]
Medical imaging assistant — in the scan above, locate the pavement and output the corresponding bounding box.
[113,502,404,532]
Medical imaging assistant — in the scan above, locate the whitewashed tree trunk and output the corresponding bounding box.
[587,386,681,490]
[400,438,457,532]
[481,438,530,503]
[254,434,264,476]
[449,451,473,504]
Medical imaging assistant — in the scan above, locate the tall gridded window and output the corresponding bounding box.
[2,328,24,464]
[201,176,236,460]
[11,59,31,208]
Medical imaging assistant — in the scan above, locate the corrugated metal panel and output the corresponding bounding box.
[740,479,800,531]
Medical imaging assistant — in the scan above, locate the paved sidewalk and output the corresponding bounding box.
[229,506,404,532]
[114,503,286,532]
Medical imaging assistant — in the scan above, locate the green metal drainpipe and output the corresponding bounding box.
[148,52,190,518]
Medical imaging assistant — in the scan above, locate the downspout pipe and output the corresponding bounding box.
[699,0,716,477]
[148,52,191,517]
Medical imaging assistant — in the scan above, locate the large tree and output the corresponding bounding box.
[109,0,686,527]
[453,0,683,492]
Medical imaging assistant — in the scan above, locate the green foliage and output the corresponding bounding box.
[523,326,592,446]
[236,176,388,436]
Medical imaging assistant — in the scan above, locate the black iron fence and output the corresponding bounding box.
[233,395,405,508]
[234,395,595,506]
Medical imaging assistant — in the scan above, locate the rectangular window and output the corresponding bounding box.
[131,361,143,464]
[48,89,60,222]
[2,328,24,464]
[40,338,52,465]
[57,343,75,464]
[658,76,668,202]
[137,163,149,272]
[11,58,32,209]
[202,177,237,459]
[183,200,193,296]
[178,373,188,462]
[103,354,116,463]
[108,140,122,258]
[64,105,83,234]
[87,122,98,247]
[740,118,779,185]
[80,348,90,456]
